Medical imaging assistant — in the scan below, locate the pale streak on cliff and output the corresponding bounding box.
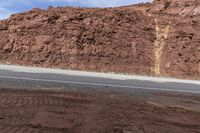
[153,19,170,75]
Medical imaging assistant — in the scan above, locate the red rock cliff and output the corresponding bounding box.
[0,0,199,79]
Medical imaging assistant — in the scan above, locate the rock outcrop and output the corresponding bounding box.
[150,0,200,78]
[0,0,199,79]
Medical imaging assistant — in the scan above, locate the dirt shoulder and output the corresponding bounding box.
[0,88,199,133]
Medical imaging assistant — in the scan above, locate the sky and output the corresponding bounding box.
[0,0,151,19]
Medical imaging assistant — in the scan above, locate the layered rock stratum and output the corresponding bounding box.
[0,0,199,79]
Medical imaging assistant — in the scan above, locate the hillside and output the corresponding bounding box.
[0,0,199,79]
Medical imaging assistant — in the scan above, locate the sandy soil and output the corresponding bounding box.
[0,88,199,133]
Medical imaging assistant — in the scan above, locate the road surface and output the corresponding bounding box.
[0,64,199,93]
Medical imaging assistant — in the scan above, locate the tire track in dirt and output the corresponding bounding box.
[0,89,200,133]
[82,102,101,133]
[0,89,95,133]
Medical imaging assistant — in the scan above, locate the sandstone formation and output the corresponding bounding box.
[0,0,199,79]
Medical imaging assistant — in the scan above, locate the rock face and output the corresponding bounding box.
[152,0,200,16]
[0,0,199,79]
[150,0,200,78]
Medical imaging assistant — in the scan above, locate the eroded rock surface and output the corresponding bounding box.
[0,0,199,79]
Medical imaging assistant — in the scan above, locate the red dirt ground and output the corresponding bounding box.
[0,88,200,133]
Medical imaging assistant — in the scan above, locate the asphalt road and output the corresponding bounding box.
[0,64,199,94]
